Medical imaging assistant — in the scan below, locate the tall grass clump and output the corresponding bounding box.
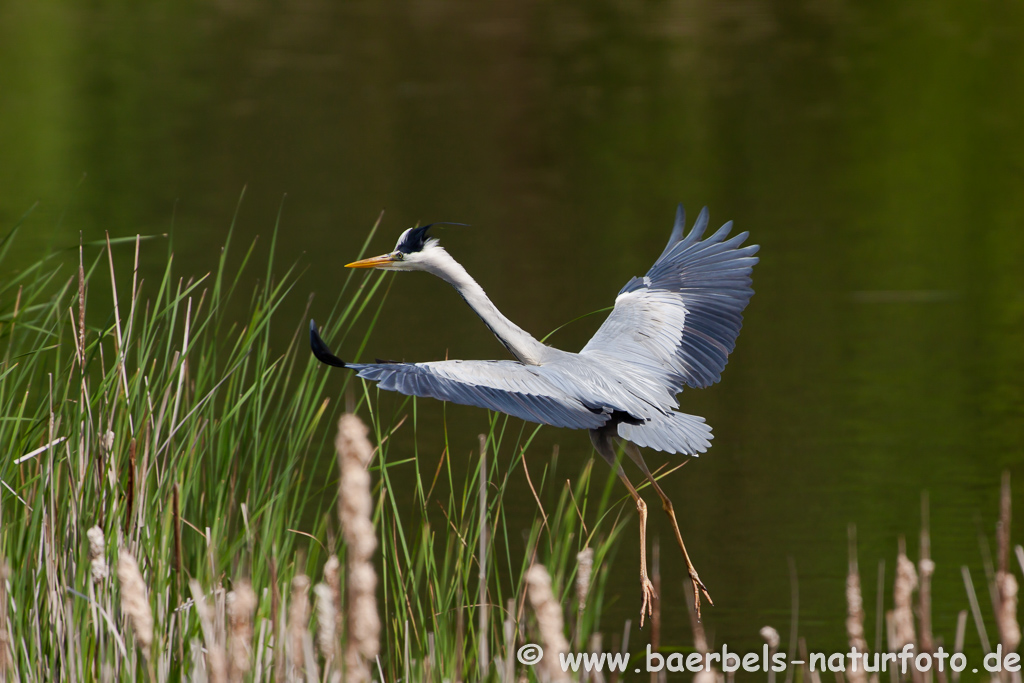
[0,204,631,681]
[0,203,390,680]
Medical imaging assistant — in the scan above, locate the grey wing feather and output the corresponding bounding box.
[581,206,759,394]
[348,359,608,430]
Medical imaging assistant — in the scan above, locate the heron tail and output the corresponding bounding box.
[616,410,713,455]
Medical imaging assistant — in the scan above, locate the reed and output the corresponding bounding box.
[0,207,628,681]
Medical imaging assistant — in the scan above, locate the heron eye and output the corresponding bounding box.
[393,252,404,260]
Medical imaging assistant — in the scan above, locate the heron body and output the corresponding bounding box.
[311,205,759,621]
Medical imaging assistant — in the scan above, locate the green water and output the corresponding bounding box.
[3,0,1024,660]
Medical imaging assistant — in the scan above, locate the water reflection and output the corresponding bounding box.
[2,0,1023,655]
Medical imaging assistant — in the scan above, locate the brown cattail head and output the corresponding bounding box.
[117,549,153,658]
[336,414,380,683]
[526,564,571,683]
[87,526,108,583]
[892,549,918,651]
[226,580,257,683]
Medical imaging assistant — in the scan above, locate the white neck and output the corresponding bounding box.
[421,248,548,365]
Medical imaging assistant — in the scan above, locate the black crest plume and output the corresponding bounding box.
[395,222,470,254]
[395,224,434,254]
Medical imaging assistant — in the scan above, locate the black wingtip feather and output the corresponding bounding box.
[309,319,348,368]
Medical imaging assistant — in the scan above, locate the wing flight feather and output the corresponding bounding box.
[348,359,608,429]
[581,205,759,394]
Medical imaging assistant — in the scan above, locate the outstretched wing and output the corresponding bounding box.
[348,359,608,429]
[580,205,759,396]
[311,324,606,429]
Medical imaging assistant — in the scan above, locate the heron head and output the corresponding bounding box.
[345,224,446,271]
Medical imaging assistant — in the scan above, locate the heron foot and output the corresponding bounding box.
[639,574,658,628]
[687,564,713,621]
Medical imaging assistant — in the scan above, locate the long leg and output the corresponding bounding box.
[621,439,713,620]
[589,429,657,627]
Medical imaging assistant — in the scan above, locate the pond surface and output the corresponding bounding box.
[3,0,1024,657]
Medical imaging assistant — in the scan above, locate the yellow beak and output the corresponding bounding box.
[345,254,397,269]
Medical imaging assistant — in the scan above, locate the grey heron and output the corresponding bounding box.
[310,205,758,622]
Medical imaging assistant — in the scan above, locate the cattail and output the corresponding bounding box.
[918,492,936,658]
[190,579,227,683]
[846,526,869,683]
[227,580,257,683]
[288,574,312,678]
[336,414,380,683]
[760,627,780,683]
[324,555,342,637]
[760,626,780,649]
[845,571,870,683]
[117,549,153,658]
[996,471,1020,651]
[87,526,108,583]
[892,547,918,651]
[314,582,336,661]
[525,564,570,683]
[996,571,1021,651]
[576,548,594,612]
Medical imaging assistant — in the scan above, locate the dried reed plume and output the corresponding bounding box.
[526,564,571,683]
[288,574,312,679]
[320,556,343,679]
[190,579,227,683]
[117,549,153,659]
[336,414,380,683]
[314,581,337,661]
[918,492,936,659]
[846,526,869,683]
[996,470,1021,651]
[227,579,257,683]
[87,526,108,583]
[996,573,1021,651]
[576,548,594,612]
[892,543,918,651]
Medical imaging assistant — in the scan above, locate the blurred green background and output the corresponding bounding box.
[3,0,1023,655]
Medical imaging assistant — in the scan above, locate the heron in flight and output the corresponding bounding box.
[310,205,758,622]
